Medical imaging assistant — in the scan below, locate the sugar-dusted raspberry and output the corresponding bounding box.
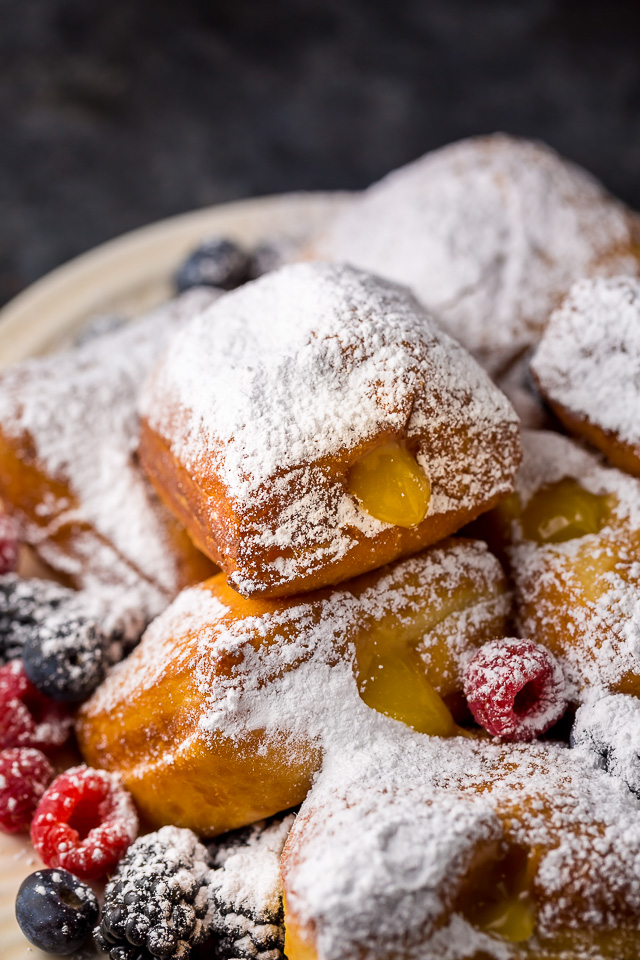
[0,748,54,833]
[0,514,19,575]
[0,661,73,753]
[463,638,568,741]
[31,765,139,880]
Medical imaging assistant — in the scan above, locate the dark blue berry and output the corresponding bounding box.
[22,611,107,703]
[175,237,250,293]
[249,237,293,279]
[15,868,99,955]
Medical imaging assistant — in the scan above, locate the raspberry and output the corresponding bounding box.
[0,661,73,752]
[0,514,19,575]
[0,748,54,833]
[31,765,139,880]
[463,638,568,741]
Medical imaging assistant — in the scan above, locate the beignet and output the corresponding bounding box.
[490,430,640,699]
[77,538,511,834]
[0,290,217,638]
[139,262,521,598]
[311,134,640,375]
[282,736,640,960]
[532,276,640,477]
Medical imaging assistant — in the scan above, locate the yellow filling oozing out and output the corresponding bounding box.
[348,441,430,528]
[520,477,610,544]
[458,846,536,944]
[356,620,456,737]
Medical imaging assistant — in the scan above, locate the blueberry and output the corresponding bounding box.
[22,612,107,703]
[15,868,99,955]
[175,237,250,293]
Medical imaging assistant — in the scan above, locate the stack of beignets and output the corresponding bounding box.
[70,149,640,960]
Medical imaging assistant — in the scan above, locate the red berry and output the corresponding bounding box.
[463,638,568,741]
[0,513,19,574]
[0,661,73,753]
[31,765,138,880]
[0,747,54,833]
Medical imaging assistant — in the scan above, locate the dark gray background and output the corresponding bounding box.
[1,0,639,306]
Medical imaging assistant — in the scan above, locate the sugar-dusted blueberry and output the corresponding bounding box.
[23,610,108,703]
[15,868,99,955]
[175,237,251,293]
[0,574,82,665]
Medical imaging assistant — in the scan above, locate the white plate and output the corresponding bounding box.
[0,190,349,959]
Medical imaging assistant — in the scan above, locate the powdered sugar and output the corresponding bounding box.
[572,692,640,798]
[210,815,293,920]
[142,262,520,594]
[531,276,640,451]
[315,134,640,374]
[0,287,217,631]
[208,814,293,959]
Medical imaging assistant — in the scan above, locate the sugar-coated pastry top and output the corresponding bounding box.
[141,261,520,596]
[315,134,640,374]
[0,288,217,631]
[283,735,640,960]
[532,276,640,467]
[504,430,640,696]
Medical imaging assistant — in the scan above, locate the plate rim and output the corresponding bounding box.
[0,189,350,368]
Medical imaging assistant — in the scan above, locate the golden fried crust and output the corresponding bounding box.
[77,539,510,835]
[139,419,515,599]
[535,390,640,479]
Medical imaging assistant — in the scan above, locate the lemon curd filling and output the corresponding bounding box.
[520,477,610,544]
[355,619,457,737]
[348,441,430,528]
[458,846,536,944]
[357,648,456,736]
